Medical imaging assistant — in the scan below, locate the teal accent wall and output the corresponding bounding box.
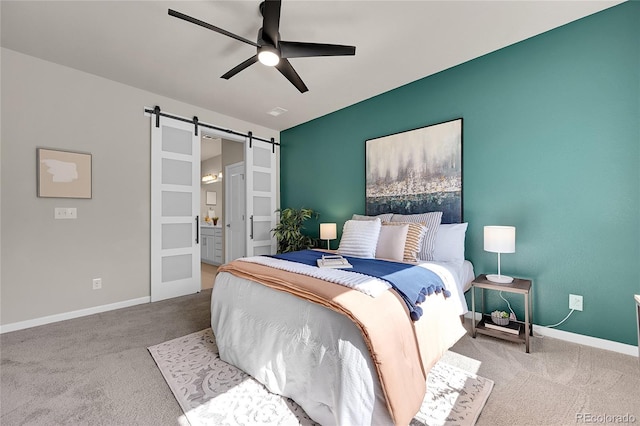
[281,3,640,346]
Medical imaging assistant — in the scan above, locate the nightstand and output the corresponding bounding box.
[471,274,533,353]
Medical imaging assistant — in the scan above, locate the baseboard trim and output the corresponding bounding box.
[464,312,638,357]
[0,297,151,334]
[532,325,638,357]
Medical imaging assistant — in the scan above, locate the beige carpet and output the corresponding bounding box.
[201,262,218,290]
[149,328,494,426]
[451,324,640,425]
[2,289,638,425]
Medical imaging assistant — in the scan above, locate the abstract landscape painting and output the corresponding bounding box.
[365,118,462,223]
[37,148,92,199]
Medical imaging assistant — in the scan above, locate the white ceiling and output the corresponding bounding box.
[1,1,622,132]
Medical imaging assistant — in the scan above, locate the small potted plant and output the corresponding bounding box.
[272,207,317,253]
[491,310,510,326]
[212,216,219,226]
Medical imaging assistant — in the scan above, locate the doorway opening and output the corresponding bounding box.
[200,134,245,290]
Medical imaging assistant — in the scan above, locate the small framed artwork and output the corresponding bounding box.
[37,148,92,199]
[206,191,217,205]
[365,118,462,223]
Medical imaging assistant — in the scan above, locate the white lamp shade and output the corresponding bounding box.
[484,226,516,253]
[320,223,337,240]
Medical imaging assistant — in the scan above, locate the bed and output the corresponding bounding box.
[211,215,473,425]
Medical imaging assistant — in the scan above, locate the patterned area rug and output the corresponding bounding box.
[148,329,493,426]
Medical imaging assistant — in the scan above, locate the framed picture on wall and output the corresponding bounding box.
[365,118,462,223]
[37,148,92,199]
[206,191,217,205]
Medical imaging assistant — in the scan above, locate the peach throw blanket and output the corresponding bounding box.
[218,259,465,425]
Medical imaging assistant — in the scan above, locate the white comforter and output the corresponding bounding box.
[417,259,475,315]
[210,259,473,425]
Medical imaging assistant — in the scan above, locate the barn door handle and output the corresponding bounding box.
[250,215,254,240]
[195,215,199,244]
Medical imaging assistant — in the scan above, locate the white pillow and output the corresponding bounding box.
[433,223,468,262]
[352,213,394,222]
[337,218,382,258]
[383,221,426,262]
[391,212,443,261]
[375,223,409,261]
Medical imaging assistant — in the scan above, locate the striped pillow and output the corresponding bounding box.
[391,212,443,261]
[383,221,427,262]
[337,218,382,258]
[352,213,394,222]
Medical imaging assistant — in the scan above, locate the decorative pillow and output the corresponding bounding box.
[375,223,409,261]
[391,212,443,261]
[352,213,394,222]
[337,218,382,258]
[433,222,468,262]
[383,221,427,262]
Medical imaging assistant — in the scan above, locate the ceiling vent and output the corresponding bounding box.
[267,107,288,117]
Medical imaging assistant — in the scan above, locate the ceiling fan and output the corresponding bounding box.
[168,0,356,93]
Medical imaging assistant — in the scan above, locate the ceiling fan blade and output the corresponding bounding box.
[221,56,259,80]
[261,0,282,46]
[280,41,356,58]
[169,9,260,48]
[275,59,308,93]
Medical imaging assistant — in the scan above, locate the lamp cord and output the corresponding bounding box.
[540,309,575,328]
[499,291,576,338]
[499,291,517,320]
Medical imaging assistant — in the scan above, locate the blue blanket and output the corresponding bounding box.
[271,250,450,321]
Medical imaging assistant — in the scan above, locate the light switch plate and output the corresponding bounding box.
[55,207,77,219]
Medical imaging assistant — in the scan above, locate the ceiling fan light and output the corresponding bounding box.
[258,48,280,66]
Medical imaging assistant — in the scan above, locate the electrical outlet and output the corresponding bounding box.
[92,278,102,290]
[569,294,583,311]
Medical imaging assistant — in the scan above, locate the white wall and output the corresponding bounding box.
[0,48,278,327]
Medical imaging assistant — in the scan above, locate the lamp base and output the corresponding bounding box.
[486,274,514,284]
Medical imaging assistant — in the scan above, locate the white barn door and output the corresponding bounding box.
[245,136,278,256]
[150,116,201,302]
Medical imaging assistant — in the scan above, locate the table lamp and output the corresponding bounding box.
[320,223,337,250]
[484,225,516,283]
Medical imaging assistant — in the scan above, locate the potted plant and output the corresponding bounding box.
[272,207,317,253]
